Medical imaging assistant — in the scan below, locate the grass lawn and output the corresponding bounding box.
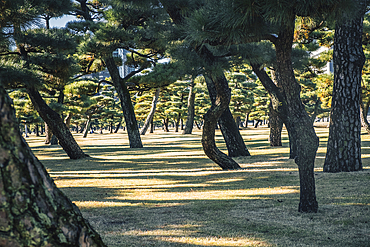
[27,126,370,247]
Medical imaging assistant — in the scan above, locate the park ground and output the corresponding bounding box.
[27,126,370,247]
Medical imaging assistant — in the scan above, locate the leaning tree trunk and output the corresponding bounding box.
[251,19,319,213]
[0,84,106,247]
[274,24,319,213]
[105,56,143,148]
[268,101,283,146]
[26,86,88,159]
[83,114,92,138]
[324,1,366,172]
[205,76,250,158]
[140,88,160,135]
[183,81,196,134]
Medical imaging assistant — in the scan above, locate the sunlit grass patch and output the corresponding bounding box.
[28,127,370,247]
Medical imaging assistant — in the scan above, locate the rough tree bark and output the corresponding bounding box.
[27,86,88,159]
[140,88,160,135]
[251,19,319,212]
[105,56,143,148]
[324,0,366,172]
[205,76,250,158]
[268,101,283,146]
[183,81,196,134]
[0,84,106,246]
[82,114,92,138]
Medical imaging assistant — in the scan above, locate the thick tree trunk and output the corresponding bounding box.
[251,20,319,212]
[26,86,88,159]
[205,75,250,158]
[105,56,143,148]
[0,85,106,246]
[183,82,196,134]
[268,101,283,146]
[140,88,160,135]
[324,1,366,172]
[201,69,241,169]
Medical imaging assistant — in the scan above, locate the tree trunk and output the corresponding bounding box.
[360,94,370,134]
[150,119,154,133]
[244,113,250,127]
[268,101,283,146]
[26,86,88,159]
[35,124,40,136]
[105,56,143,148]
[44,122,52,144]
[0,85,106,247]
[64,112,72,128]
[140,88,160,135]
[83,115,92,138]
[114,121,122,133]
[205,75,250,158]
[324,1,366,172]
[183,82,196,134]
[163,118,169,132]
[251,19,319,212]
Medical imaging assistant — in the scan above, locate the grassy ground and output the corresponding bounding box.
[27,126,370,247]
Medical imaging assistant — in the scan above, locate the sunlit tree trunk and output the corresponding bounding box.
[141,88,160,135]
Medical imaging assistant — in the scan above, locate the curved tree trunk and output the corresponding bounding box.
[140,88,160,135]
[324,1,365,172]
[64,112,72,128]
[105,56,143,148]
[26,86,88,159]
[0,85,106,246]
[201,70,241,170]
[251,19,319,212]
[205,76,250,158]
[183,82,196,134]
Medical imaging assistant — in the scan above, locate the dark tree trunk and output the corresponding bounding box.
[254,120,261,128]
[83,115,92,138]
[195,121,201,130]
[26,86,88,159]
[105,56,143,148]
[268,101,283,146]
[244,113,250,127]
[150,119,154,133]
[183,82,196,134]
[35,124,40,136]
[205,76,250,158]
[140,88,160,135]
[114,121,122,133]
[251,19,319,213]
[324,1,366,172]
[163,118,169,132]
[0,85,106,246]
